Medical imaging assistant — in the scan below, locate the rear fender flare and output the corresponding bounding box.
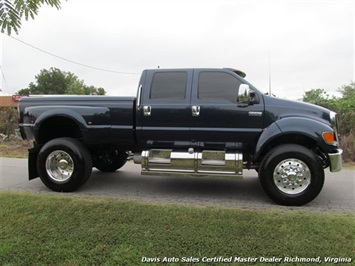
[33,108,88,141]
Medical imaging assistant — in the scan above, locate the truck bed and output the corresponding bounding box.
[19,96,137,147]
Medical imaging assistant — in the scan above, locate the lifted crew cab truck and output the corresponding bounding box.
[18,68,343,206]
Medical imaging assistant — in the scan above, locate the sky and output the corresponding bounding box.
[0,0,354,100]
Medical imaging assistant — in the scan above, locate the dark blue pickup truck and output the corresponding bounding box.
[18,68,342,205]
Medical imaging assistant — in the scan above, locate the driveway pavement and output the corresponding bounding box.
[1,157,354,212]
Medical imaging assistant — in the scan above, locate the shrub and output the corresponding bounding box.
[340,132,355,163]
[0,107,18,138]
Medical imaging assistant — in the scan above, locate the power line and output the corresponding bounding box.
[0,65,8,92]
[6,34,140,75]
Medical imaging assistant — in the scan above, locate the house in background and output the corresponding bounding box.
[0,96,27,108]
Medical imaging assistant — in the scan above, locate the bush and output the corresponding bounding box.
[340,132,355,163]
[0,107,18,138]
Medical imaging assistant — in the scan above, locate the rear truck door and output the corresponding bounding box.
[136,69,193,148]
[190,69,264,151]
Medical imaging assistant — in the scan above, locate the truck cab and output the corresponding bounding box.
[137,68,263,151]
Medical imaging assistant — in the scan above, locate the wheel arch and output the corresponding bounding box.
[254,117,331,164]
[34,110,86,145]
[255,133,318,163]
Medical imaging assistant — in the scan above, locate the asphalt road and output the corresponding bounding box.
[1,157,354,212]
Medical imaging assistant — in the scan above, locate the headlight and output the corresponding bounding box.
[322,132,335,144]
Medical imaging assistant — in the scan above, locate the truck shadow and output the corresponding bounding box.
[24,163,354,211]
[81,166,274,207]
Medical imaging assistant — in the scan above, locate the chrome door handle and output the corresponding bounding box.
[192,105,200,116]
[144,106,151,116]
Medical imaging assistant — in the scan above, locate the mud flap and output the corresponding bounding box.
[28,146,40,180]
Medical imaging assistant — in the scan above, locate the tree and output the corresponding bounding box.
[16,67,106,95]
[335,82,355,135]
[0,0,63,35]
[301,88,336,111]
[302,83,355,163]
[338,82,355,102]
[302,84,355,136]
[302,88,329,104]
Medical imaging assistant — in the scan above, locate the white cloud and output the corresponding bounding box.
[1,0,353,99]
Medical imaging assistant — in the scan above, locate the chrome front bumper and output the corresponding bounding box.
[328,149,343,172]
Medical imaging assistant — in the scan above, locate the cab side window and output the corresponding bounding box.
[150,72,187,99]
[198,71,242,102]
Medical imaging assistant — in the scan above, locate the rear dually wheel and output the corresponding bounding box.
[93,149,127,172]
[37,138,92,192]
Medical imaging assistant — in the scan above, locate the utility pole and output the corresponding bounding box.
[268,50,272,96]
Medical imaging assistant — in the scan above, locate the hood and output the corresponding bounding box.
[263,95,332,127]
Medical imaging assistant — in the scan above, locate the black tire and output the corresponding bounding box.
[94,150,127,172]
[259,144,324,206]
[37,137,92,192]
[95,158,127,172]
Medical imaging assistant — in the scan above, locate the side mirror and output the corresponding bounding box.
[237,84,258,104]
[249,89,257,104]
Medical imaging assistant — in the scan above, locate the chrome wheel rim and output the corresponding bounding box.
[273,158,311,195]
[45,150,74,183]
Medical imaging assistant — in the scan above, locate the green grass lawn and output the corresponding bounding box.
[344,165,355,170]
[0,191,353,265]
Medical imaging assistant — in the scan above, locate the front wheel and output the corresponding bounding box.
[259,144,324,206]
[37,138,92,192]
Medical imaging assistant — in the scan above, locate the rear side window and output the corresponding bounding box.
[198,71,241,102]
[150,72,187,99]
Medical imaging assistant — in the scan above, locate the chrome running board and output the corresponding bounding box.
[139,149,243,179]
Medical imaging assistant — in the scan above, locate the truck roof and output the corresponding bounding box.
[146,68,247,78]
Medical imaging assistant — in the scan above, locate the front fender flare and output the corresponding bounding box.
[254,122,282,161]
[254,117,333,162]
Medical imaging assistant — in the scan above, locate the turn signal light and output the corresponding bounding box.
[322,132,335,144]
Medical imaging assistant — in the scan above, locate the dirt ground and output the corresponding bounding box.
[0,139,32,158]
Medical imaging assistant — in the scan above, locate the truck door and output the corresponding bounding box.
[190,69,264,150]
[137,70,193,148]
